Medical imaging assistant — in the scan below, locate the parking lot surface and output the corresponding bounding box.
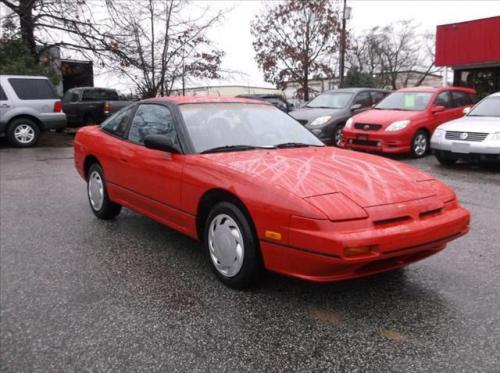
[1,138,499,372]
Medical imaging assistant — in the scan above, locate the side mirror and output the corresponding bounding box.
[351,103,362,111]
[144,135,180,153]
[463,107,471,115]
[431,105,445,114]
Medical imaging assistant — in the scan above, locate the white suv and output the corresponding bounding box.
[0,75,67,147]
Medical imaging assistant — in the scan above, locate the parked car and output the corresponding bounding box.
[74,96,469,289]
[431,92,500,165]
[62,87,133,127]
[289,88,391,146]
[235,94,292,112]
[342,86,477,157]
[0,75,66,147]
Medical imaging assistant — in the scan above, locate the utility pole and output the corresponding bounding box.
[339,0,351,88]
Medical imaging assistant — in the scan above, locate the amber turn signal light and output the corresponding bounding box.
[344,246,372,257]
[265,230,282,241]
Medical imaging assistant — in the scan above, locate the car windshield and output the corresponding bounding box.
[375,92,433,111]
[179,103,324,153]
[468,97,500,117]
[306,92,353,109]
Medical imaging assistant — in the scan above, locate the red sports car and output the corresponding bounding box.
[342,86,477,157]
[74,97,470,288]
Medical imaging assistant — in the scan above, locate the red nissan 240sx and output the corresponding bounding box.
[342,86,477,157]
[74,97,470,289]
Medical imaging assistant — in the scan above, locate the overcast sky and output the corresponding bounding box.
[94,0,500,92]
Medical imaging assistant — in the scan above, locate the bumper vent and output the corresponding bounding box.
[445,131,488,142]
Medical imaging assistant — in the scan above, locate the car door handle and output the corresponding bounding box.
[0,104,10,108]
[120,157,129,163]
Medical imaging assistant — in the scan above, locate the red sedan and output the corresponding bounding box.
[342,86,477,157]
[74,97,470,288]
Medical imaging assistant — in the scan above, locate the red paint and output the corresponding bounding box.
[436,16,500,67]
[74,97,470,283]
[342,86,475,155]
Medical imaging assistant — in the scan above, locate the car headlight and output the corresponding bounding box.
[310,116,332,126]
[432,128,445,139]
[345,118,354,129]
[386,120,410,132]
[489,132,500,141]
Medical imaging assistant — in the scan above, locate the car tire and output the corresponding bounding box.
[6,118,40,147]
[204,201,262,289]
[435,153,458,166]
[332,124,344,147]
[411,130,429,158]
[87,163,122,219]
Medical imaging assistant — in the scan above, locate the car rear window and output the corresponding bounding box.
[0,84,6,100]
[8,78,58,100]
[82,89,119,101]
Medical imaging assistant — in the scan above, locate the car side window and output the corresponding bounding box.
[450,91,472,107]
[128,104,178,146]
[370,91,386,105]
[434,91,453,109]
[101,106,134,138]
[353,92,372,108]
[0,84,7,101]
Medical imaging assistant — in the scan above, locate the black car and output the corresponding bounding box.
[235,94,292,113]
[289,88,391,146]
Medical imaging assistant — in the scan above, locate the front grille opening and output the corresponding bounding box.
[374,216,411,226]
[419,208,443,219]
[352,139,379,146]
[445,131,488,142]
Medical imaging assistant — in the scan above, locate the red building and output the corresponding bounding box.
[435,16,500,97]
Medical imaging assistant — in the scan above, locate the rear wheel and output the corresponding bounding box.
[332,124,344,147]
[411,130,429,158]
[204,202,262,289]
[6,118,40,147]
[87,163,122,219]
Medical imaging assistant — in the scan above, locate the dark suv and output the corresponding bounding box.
[289,88,391,146]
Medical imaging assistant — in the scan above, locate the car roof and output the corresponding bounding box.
[397,86,476,94]
[0,74,50,79]
[488,92,500,97]
[145,96,271,105]
[323,87,390,94]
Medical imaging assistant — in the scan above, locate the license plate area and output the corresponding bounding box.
[451,142,471,154]
[356,134,369,141]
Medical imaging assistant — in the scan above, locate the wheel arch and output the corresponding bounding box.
[8,115,44,131]
[83,155,100,180]
[196,188,256,242]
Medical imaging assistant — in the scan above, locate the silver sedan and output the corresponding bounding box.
[431,92,500,165]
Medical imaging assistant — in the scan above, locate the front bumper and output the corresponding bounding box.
[260,200,470,282]
[431,138,500,155]
[342,128,412,154]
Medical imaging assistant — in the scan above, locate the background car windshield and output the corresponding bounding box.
[376,92,433,111]
[180,103,323,153]
[468,97,500,117]
[306,92,353,108]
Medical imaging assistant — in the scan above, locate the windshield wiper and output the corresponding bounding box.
[275,142,324,149]
[200,145,273,154]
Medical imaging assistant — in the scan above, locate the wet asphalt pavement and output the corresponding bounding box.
[1,134,499,372]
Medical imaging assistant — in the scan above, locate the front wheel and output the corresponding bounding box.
[411,130,429,158]
[332,124,345,147]
[6,118,40,147]
[87,163,122,219]
[204,202,262,289]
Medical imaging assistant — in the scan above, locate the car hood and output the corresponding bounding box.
[353,109,422,127]
[438,116,500,133]
[289,108,345,124]
[201,147,436,207]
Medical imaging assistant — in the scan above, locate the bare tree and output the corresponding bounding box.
[347,21,439,89]
[251,0,340,101]
[98,0,224,97]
